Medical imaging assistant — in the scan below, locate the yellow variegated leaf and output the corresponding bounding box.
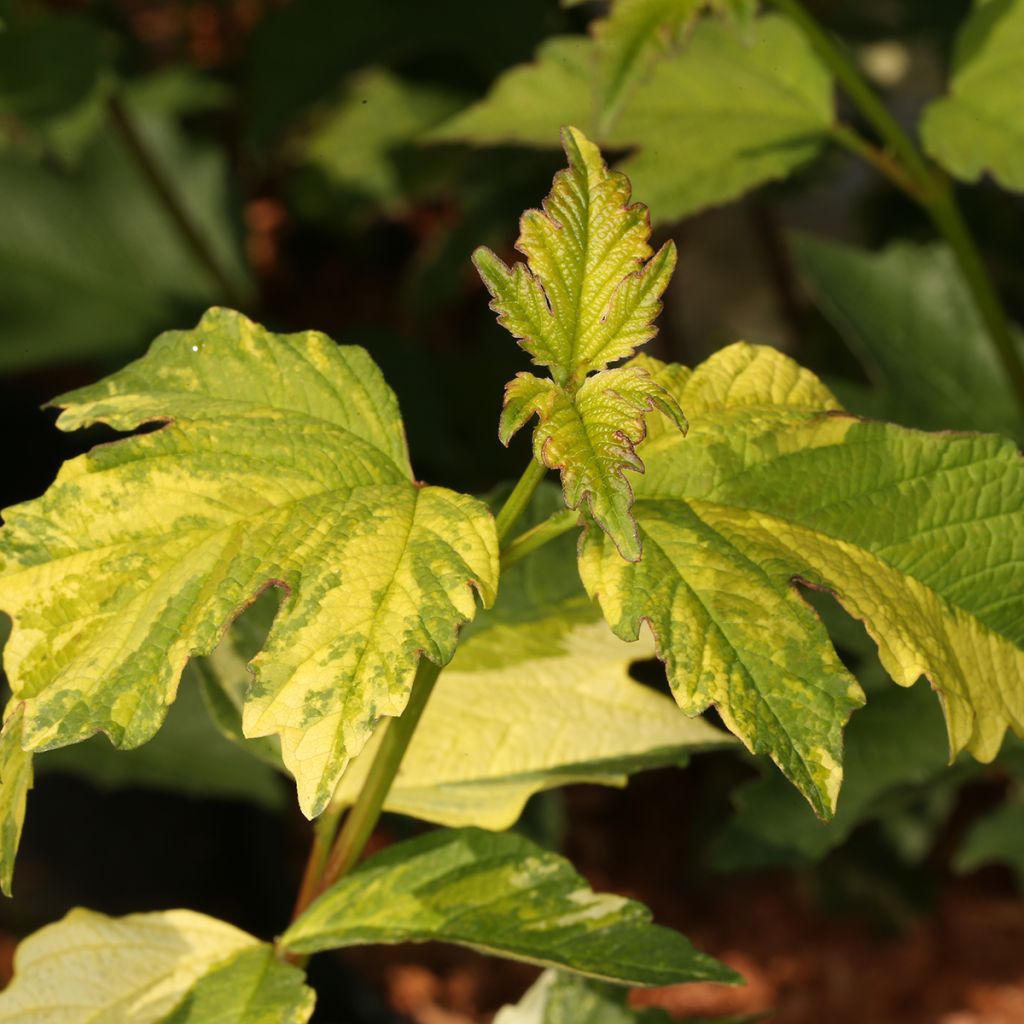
[0,708,32,897]
[473,126,676,386]
[500,366,686,560]
[334,489,729,827]
[0,308,499,822]
[0,908,313,1023]
[581,344,1024,817]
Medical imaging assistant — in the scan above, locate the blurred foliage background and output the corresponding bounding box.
[0,1,1022,1021]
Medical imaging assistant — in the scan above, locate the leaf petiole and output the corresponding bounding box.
[494,457,548,543]
[501,508,580,571]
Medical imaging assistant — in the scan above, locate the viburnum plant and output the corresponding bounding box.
[0,125,1020,1023]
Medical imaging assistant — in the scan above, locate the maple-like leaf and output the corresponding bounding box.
[0,308,499,822]
[580,345,1024,816]
[476,128,683,559]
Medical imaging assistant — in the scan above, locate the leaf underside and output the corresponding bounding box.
[0,308,499,821]
[282,826,738,987]
[580,344,1024,817]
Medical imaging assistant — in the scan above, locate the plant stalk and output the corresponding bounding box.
[500,508,579,570]
[315,658,443,895]
[767,0,1024,410]
[107,94,249,310]
[494,458,548,543]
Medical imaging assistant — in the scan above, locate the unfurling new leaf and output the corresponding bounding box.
[477,127,683,559]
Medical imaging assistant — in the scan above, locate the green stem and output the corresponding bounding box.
[285,457,556,952]
[829,123,925,202]
[315,659,442,896]
[501,508,579,571]
[767,0,1024,411]
[107,94,249,310]
[494,458,548,544]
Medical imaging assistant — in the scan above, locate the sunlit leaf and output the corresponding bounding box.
[580,344,1024,816]
[920,0,1024,190]
[0,908,313,1023]
[281,827,738,986]
[334,488,731,828]
[0,308,499,822]
[0,708,32,897]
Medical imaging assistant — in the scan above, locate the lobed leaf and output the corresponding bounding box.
[0,308,499,820]
[580,344,1024,816]
[333,487,731,828]
[281,827,738,986]
[920,0,1024,191]
[474,126,676,386]
[500,367,686,560]
[0,908,313,1023]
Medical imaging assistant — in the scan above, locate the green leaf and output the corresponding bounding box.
[161,946,315,1024]
[714,681,953,869]
[607,14,832,221]
[579,344,1024,817]
[0,12,112,162]
[955,798,1024,883]
[0,908,313,1023]
[0,308,499,821]
[333,487,731,828]
[297,67,465,214]
[429,36,596,145]
[920,0,1024,190]
[791,235,1023,439]
[500,367,685,560]
[0,707,32,897]
[435,15,833,223]
[281,827,738,986]
[474,127,676,385]
[593,0,704,134]
[0,94,249,372]
[494,969,674,1023]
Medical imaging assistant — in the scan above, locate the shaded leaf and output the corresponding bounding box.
[500,366,685,560]
[955,797,1024,884]
[580,345,1024,816]
[791,235,1022,439]
[297,67,465,216]
[474,127,676,385]
[920,0,1024,190]
[0,93,248,372]
[36,665,285,810]
[714,680,952,869]
[281,827,738,986]
[0,308,499,821]
[0,12,112,162]
[0,908,312,1023]
[435,15,833,223]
